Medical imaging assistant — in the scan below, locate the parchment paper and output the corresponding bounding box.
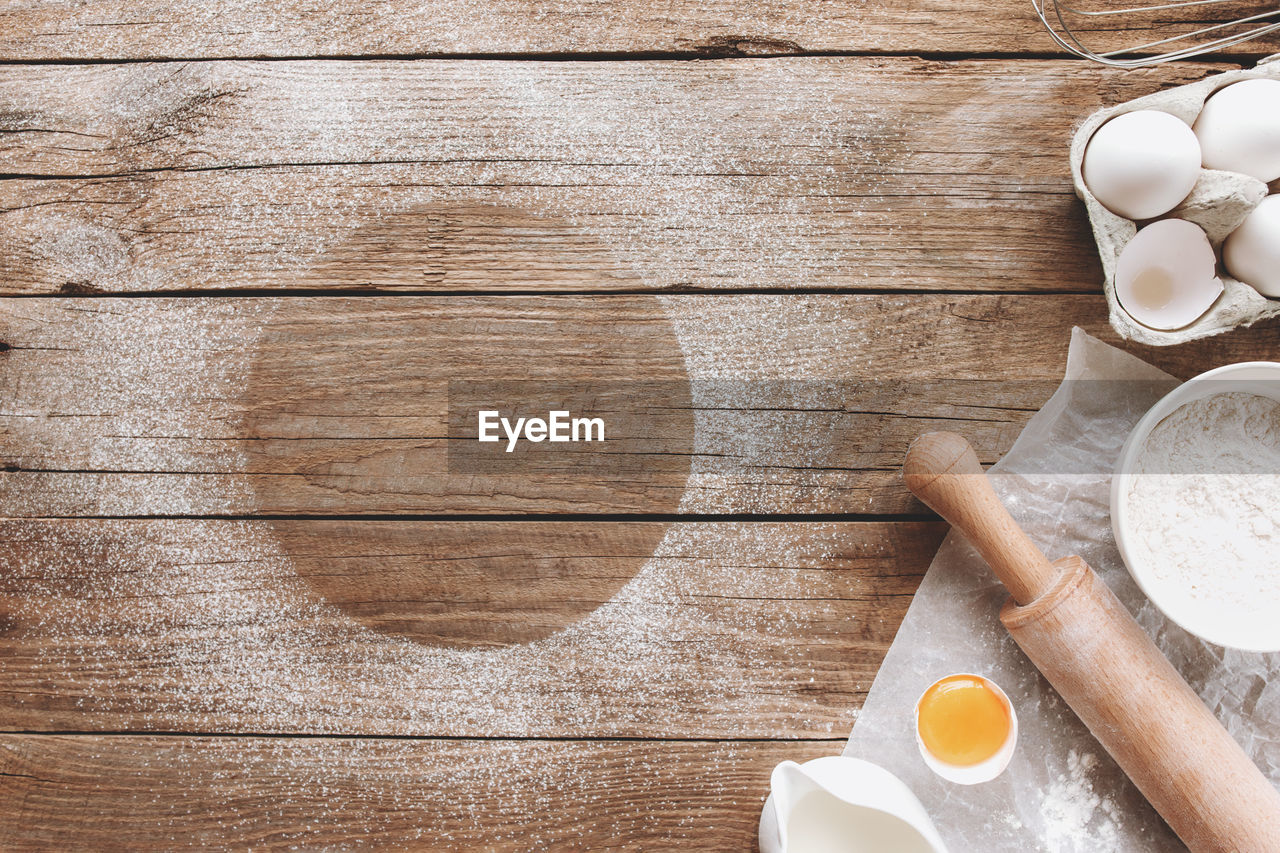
[844,328,1280,851]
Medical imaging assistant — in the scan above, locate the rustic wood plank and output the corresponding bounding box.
[2,295,1278,517]
[0,734,834,852]
[0,0,1273,59]
[0,59,1221,295]
[0,519,939,736]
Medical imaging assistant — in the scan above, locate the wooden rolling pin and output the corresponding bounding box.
[903,432,1280,853]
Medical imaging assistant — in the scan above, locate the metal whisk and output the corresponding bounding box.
[1033,0,1280,66]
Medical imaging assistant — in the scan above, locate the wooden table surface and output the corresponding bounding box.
[1,3,1277,850]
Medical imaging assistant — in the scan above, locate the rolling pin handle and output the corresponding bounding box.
[903,432,1059,605]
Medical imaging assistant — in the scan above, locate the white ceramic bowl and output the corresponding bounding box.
[1112,361,1280,651]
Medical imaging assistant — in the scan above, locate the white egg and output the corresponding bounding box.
[1193,79,1280,183]
[1115,219,1222,330]
[1083,110,1202,221]
[1224,195,1280,298]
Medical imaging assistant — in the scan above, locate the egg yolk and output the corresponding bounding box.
[917,675,1011,767]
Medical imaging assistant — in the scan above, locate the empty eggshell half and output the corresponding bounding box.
[1115,219,1222,331]
[1083,110,1202,221]
[1224,195,1280,298]
[1193,79,1280,183]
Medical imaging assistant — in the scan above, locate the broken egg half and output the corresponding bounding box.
[915,673,1017,785]
[1115,219,1222,331]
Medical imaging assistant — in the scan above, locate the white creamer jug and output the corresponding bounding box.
[759,756,948,853]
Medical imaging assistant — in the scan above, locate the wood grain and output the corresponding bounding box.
[0,734,837,851]
[0,59,1221,295]
[0,0,1274,59]
[2,17,1275,850]
[3,295,1278,517]
[0,519,940,736]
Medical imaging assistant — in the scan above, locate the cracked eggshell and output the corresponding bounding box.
[1070,55,1280,346]
[1115,219,1222,331]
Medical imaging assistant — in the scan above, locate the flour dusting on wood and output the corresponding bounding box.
[0,299,265,514]
[3,61,907,293]
[8,519,868,737]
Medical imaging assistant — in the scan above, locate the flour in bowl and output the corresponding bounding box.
[1125,391,1280,643]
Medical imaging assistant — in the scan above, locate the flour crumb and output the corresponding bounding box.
[1040,749,1119,851]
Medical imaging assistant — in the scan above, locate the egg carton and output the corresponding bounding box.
[1070,55,1280,346]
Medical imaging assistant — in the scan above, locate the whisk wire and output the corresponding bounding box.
[1033,0,1280,66]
